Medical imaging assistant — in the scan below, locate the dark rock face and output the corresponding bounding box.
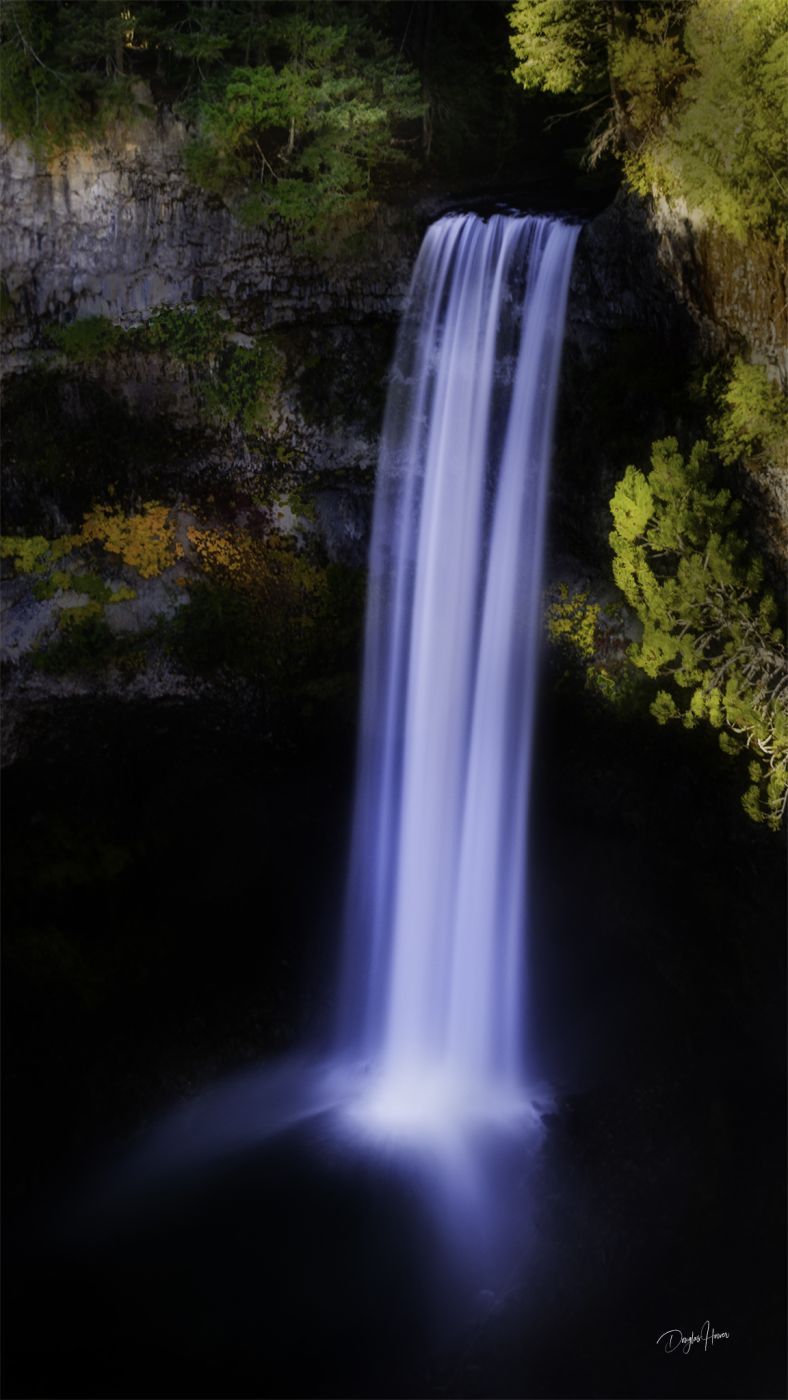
[4,111,782,375]
[0,115,412,579]
[568,191,787,380]
[0,112,420,359]
[2,113,782,489]
[569,194,696,357]
[650,195,788,386]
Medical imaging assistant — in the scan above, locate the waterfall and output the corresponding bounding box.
[91,212,580,1264]
[337,212,579,1137]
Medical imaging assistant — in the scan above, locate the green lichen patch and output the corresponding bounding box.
[47,316,123,364]
[31,609,149,677]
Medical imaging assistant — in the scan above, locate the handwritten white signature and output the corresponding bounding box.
[657,1321,730,1355]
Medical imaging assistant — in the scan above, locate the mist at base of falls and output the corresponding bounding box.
[77,1052,553,1299]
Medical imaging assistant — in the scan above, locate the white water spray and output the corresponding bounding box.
[337,212,579,1140]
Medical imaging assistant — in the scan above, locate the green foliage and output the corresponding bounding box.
[1,2,422,247]
[134,304,227,364]
[629,0,788,241]
[58,599,105,626]
[547,582,599,658]
[610,7,690,140]
[30,568,120,604]
[47,316,122,363]
[46,305,228,369]
[3,505,176,618]
[184,11,423,245]
[508,0,788,240]
[109,584,137,603]
[283,487,317,525]
[7,501,362,705]
[168,535,363,711]
[136,312,287,431]
[714,359,788,472]
[71,571,113,603]
[203,340,286,433]
[546,581,640,704]
[1,533,57,573]
[509,0,608,97]
[609,436,788,827]
[38,305,286,434]
[0,0,134,154]
[508,0,687,158]
[32,608,133,675]
[32,569,72,602]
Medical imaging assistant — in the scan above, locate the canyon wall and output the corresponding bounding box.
[1,110,785,738]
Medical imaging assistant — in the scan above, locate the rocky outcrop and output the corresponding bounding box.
[568,192,787,384]
[0,109,412,573]
[650,195,788,387]
[568,193,695,357]
[4,109,783,378]
[0,103,419,366]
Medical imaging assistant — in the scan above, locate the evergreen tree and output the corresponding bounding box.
[714,359,788,474]
[610,437,788,827]
[629,0,788,241]
[508,0,788,240]
[183,9,423,244]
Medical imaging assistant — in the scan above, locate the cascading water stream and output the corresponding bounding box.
[337,211,579,1139]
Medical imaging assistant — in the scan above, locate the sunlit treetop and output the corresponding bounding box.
[508,0,788,241]
[609,433,788,828]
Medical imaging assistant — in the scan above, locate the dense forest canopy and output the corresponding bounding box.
[509,0,788,241]
[0,1,419,241]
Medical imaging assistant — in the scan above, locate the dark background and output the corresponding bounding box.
[2,661,785,1398]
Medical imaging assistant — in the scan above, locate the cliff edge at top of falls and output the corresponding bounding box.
[1,106,786,378]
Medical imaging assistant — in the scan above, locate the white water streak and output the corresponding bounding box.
[337,213,578,1131]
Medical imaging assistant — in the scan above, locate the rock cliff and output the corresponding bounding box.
[1,111,784,740]
[0,107,419,361]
